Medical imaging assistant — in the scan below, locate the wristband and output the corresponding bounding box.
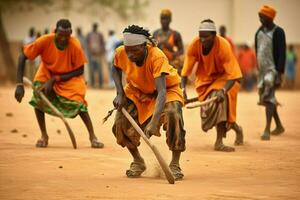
[16,83,23,86]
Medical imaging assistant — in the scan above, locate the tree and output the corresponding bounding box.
[0,0,148,83]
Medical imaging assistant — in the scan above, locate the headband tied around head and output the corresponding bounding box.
[199,21,216,32]
[123,32,147,46]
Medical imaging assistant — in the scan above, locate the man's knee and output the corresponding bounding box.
[164,102,182,120]
[264,73,275,88]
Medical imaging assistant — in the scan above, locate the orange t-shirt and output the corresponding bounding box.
[181,36,242,122]
[23,33,87,104]
[114,45,183,124]
[238,48,257,74]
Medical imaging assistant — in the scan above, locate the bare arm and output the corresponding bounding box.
[215,78,241,103]
[181,76,188,100]
[16,52,28,84]
[223,78,241,92]
[112,65,124,95]
[112,65,126,109]
[57,66,84,82]
[151,74,167,124]
[174,32,184,57]
[43,65,84,96]
[14,52,28,102]
[145,74,167,137]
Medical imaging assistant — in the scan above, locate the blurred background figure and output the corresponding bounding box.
[238,43,257,91]
[219,25,236,56]
[105,30,121,88]
[36,31,42,38]
[87,23,106,88]
[285,44,297,89]
[23,27,37,81]
[34,31,42,66]
[44,28,49,35]
[76,27,90,85]
[153,9,184,74]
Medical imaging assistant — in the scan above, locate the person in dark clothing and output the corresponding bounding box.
[255,5,286,140]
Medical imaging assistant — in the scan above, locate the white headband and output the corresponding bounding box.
[199,22,216,32]
[123,32,147,46]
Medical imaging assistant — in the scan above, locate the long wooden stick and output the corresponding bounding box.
[121,108,175,184]
[186,96,218,109]
[184,97,198,104]
[23,77,77,149]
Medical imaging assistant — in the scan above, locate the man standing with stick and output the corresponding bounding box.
[14,19,104,148]
[181,19,243,152]
[112,25,186,180]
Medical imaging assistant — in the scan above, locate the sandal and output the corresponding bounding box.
[271,127,285,136]
[169,164,184,181]
[214,144,235,152]
[126,161,146,178]
[36,138,48,148]
[261,132,270,140]
[91,139,104,148]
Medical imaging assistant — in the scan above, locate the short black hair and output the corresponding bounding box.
[201,18,215,24]
[123,25,151,37]
[56,19,72,29]
[123,25,157,46]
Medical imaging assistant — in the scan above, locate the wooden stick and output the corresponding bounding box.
[186,96,218,109]
[121,108,175,184]
[23,77,77,149]
[184,97,199,104]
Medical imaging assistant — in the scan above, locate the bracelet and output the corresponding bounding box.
[54,75,61,82]
[16,83,23,86]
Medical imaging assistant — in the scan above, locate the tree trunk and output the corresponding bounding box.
[0,9,16,83]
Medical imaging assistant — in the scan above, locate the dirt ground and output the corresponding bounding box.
[0,86,299,200]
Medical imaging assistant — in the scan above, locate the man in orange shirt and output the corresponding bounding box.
[153,9,184,74]
[238,43,257,91]
[112,25,186,180]
[14,19,104,148]
[181,19,243,152]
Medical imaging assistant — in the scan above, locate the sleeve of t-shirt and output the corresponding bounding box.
[152,50,170,78]
[23,36,46,60]
[219,39,242,80]
[113,47,124,70]
[72,41,87,69]
[181,39,198,76]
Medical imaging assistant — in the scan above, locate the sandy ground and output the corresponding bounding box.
[0,86,300,200]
